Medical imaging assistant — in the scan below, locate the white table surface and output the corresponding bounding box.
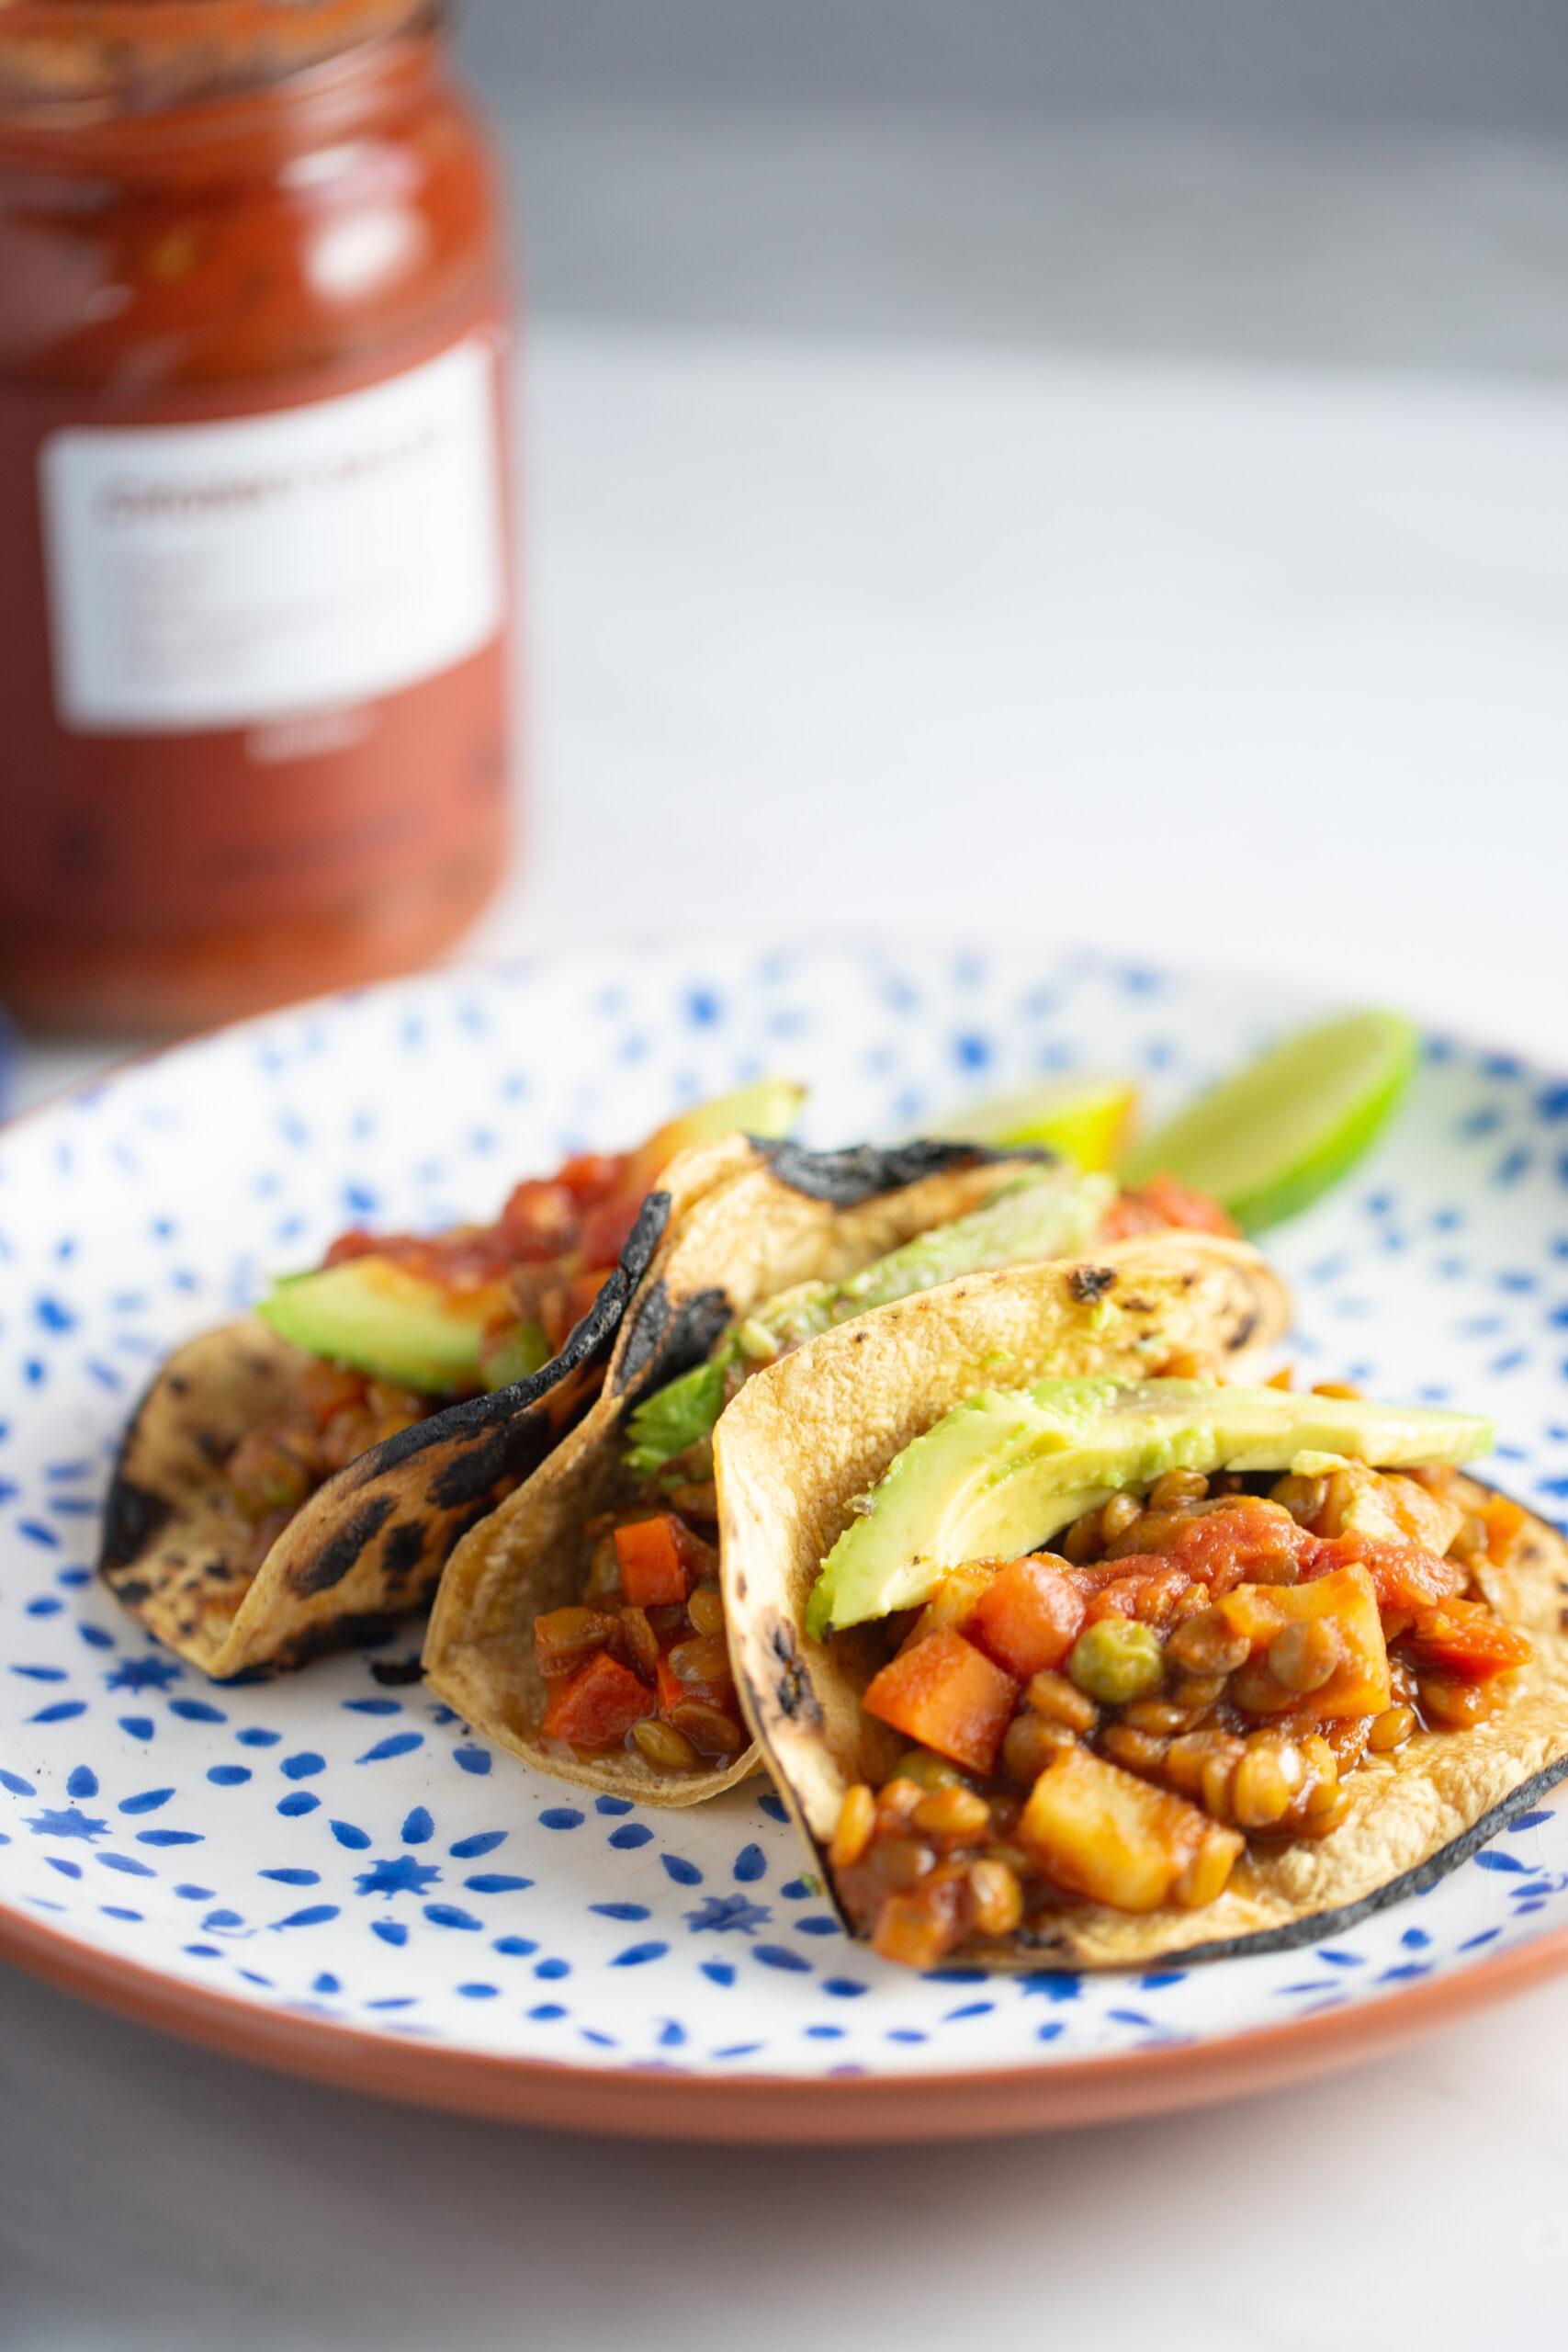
[8,318,1568,2346]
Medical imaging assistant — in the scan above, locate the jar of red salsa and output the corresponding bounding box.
[0,0,513,1033]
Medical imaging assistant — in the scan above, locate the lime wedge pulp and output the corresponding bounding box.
[1122,1010,1420,1233]
[927,1074,1139,1173]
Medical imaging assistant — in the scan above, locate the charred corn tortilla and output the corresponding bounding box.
[424,1217,1287,1807]
[714,1269,1568,1967]
[96,1135,758,1679]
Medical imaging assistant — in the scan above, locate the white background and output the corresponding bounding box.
[10,105,1568,2352]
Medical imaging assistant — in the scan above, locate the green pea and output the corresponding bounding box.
[1067,1619,1165,1706]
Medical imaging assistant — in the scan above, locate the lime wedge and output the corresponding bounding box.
[626,1075,804,1192]
[928,1074,1139,1173]
[1122,1011,1419,1232]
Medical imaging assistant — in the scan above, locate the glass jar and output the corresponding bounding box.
[0,0,514,1033]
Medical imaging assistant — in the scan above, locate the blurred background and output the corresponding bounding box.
[12,0,1568,1091]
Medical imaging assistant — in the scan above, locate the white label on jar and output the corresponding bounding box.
[39,336,505,734]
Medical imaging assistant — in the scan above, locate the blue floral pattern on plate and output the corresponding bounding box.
[3,937,1567,2080]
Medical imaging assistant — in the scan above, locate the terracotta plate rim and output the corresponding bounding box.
[6,1896,1566,2143]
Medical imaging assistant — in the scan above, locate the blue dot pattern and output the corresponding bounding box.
[3,944,1568,2081]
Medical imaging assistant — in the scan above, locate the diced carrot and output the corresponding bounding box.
[967,1556,1085,1679]
[862,1628,1020,1778]
[541,1650,654,1747]
[1404,1601,1533,1681]
[615,1515,688,1607]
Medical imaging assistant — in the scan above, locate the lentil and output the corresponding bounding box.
[1268,1617,1342,1693]
[829,1782,875,1869]
[1100,1492,1144,1541]
[631,1719,700,1772]
[1148,1468,1211,1510]
[894,1748,970,1792]
[966,1858,1024,1937]
[1368,1703,1416,1752]
[1002,1713,1077,1783]
[1269,1471,1329,1527]
[1100,1724,1171,1773]
[911,1785,992,1841]
[1025,1669,1099,1733]
[1164,1611,1250,1677]
[685,1587,726,1637]
[668,1633,730,1686]
[669,1698,744,1754]
[1229,1740,1299,1830]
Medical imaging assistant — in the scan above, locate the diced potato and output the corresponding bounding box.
[1018,1746,1210,1913]
[1218,1564,1391,1720]
[862,1628,1020,1778]
[967,1556,1085,1680]
[1317,1463,1464,1556]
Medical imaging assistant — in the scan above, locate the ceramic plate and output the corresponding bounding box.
[5,937,1568,2143]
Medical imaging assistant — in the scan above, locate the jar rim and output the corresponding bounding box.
[0,0,442,127]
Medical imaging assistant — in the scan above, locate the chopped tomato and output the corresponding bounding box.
[1303,1532,1462,1612]
[863,1628,1019,1778]
[1403,1601,1533,1681]
[615,1516,688,1608]
[321,1227,379,1266]
[1104,1497,1314,1584]
[1083,1561,1195,1626]
[967,1556,1085,1678]
[1134,1171,1242,1237]
[1477,1492,1528,1566]
[1098,1172,1239,1242]
[556,1151,631,1207]
[295,1358,369,1419]
[500,1179,578,1261]
[577,1189,646,1272]
[541,1651,654,1747]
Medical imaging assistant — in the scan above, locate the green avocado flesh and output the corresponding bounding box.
[622,1168,1115,1477]
[255,1259,502,1394]
[805,1379,1495,1637]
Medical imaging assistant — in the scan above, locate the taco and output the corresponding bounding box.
[714,1279,1567,1970]
[97,1081,795,1678]
[423,1146,1286,1807]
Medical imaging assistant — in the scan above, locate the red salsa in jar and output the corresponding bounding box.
[0,0,513,1031]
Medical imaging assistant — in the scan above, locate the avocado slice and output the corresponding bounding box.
[255,1258,512,1394]
[623,1168,1114,1476]
[806,1378,1495,1636]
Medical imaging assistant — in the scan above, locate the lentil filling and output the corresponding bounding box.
[532,1479,749,1772]
[825,1453,1533,1970]
[533,1176,1242,1780]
